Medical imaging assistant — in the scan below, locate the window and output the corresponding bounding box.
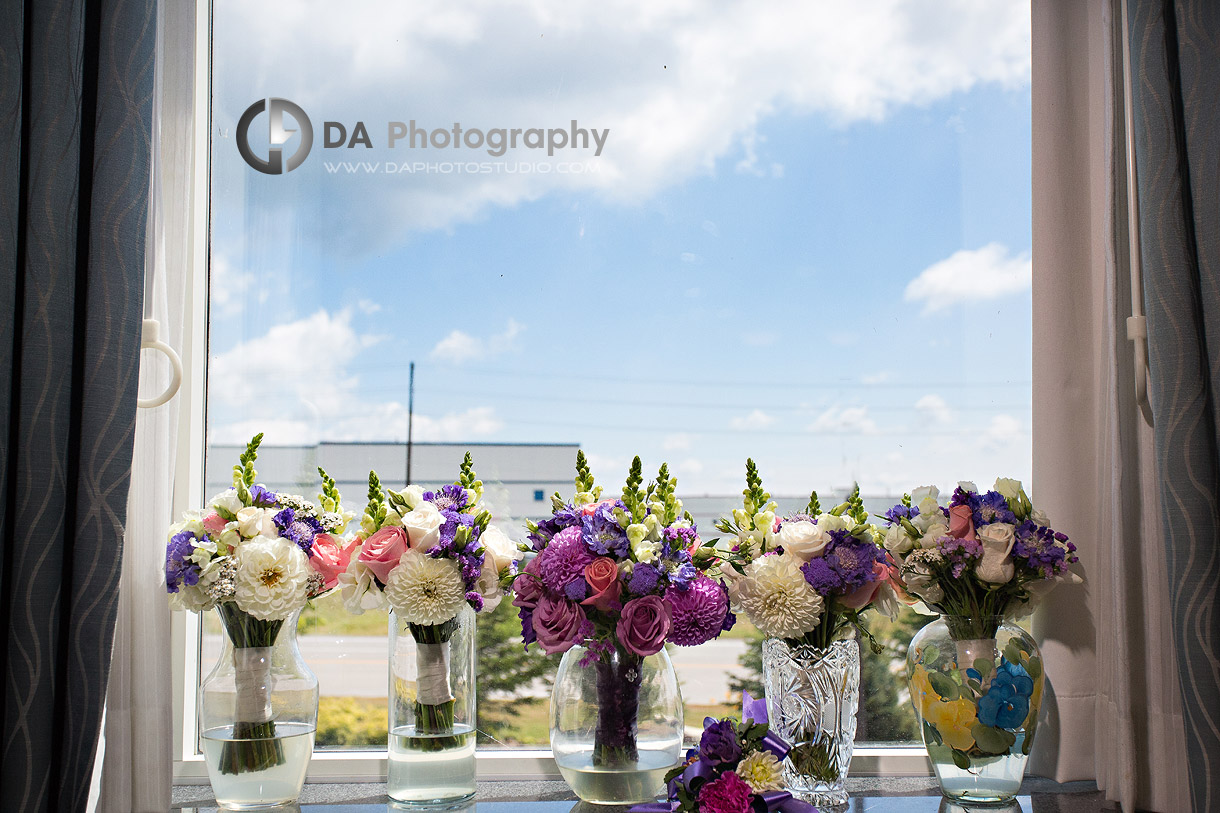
[179,0,1033,779]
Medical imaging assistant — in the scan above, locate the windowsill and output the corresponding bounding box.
[170,777,1110,811]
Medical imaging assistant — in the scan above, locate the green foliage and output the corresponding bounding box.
[742,458,770,514]
[474,598,561,745]
[363,470,388,529]
[805,490,821,517]
[232,433,264,505]
[317,467,342,514]
[621,456,647,522]
[316,696,387,747]
[728,625,766,699]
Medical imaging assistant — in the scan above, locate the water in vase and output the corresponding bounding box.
[201,723,314,810]
[388,723,477,806]
[555,750,677,806]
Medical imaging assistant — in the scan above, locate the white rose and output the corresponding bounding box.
[993,477,1024,500]
[401,502,443,551]
[957,481,978,493]
[976,523,1017,584]
[919,521,949,549]
[210,489,243,517]
[475,555,504,612]
[401,484,425,509]
[884,525,915,561]
[338,558,387,615]
[1031,508,1050,527]
[480,525,520,573]
[236,506,277,539]
[776,520,831,561]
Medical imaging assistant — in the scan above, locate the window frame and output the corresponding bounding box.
[170,0,945,784]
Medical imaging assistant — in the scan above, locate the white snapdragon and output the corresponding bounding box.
[209,489,244,517]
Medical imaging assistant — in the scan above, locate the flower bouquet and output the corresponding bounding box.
[338,453,517,805]
[882,479,1080,803]
[630,693,817,813]
[714,459,898,806]
[165,434,353,807]
[516,452,734,803]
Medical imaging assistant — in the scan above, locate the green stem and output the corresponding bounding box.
[215,603,286,775]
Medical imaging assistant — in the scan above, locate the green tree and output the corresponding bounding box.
[475,598,559,744]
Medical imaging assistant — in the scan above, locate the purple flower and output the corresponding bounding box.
[978,491,1018,524]
[537,526,596,594]
[248,484,278,507]
[627,562,660,595]
[273,508,324,554]
[564,577,590,601]
[617,595,672,656]
[801,531,882,596]
[938,535,984,578]
[801,556,843,595]
[529,503,583,550]
[660,526,699,562]
[884,504,920,524]
[465,590,484,612]
[665,576,729,647]
[668,562,698,590]
[581,501,630,557]
[532,594,587,654]
[698,718,741,765]
[425,483,469,513]
[165,530,202,593]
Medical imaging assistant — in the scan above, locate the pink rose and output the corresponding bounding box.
[579,498,618,517]
[357,526,408,583]
[581,557,622,613]
[532,593,587,654]
[838,564,885,610]
[309,533,354,591]
[512,556,545,611]
[617,595,672,657]
[202,512,228,535]
[948,504,976,541]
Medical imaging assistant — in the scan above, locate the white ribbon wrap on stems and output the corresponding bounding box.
[233,647,273,723]
[416,642,454,706]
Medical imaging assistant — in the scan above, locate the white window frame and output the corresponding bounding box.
[169,0,934,784]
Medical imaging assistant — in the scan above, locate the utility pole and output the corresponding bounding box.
[405,361,415,487]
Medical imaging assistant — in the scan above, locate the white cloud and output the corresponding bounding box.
[680,252,698,263]
[808,405,878,435]
[214,1,1031,251]
[984,413,1023,450]
[675,458,704,478]
[662,432,694,451]
[915,394,953,424]
[730,409,776,430]
[429,319,525,364]
[862,371,890,385]
[904,243,1032,314]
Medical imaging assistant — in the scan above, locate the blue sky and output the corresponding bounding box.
[206,1,1032,498]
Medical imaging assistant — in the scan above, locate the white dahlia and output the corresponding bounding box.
[384,548,467,624]
[233,536,310,620]
[735,749,785,793]
[735,553,823,639]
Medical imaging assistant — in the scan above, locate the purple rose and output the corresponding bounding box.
[533,593,587,654]
[699,718,741,765]
[616,595,672,657]
[511,556,544,611]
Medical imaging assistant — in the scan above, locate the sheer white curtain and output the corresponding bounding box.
[96,1,197,810]
[1030,1,1188,809]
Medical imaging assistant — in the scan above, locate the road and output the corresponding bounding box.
[202,635,749,705]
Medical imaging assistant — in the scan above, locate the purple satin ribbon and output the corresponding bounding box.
[756,790,819,812]
[742,690,769,725]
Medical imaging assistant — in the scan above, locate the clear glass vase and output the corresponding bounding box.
[761,637,860,808]
[906,615,1043,805]
[200,604,318,811]
[388,606,477,808]
[550,644,683,805]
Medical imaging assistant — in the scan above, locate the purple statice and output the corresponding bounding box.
[565,577,590,601]
[165,530,202,593]
[465,590,484,612]
[529,503,582,551]
[426,483,469,513]
[628,562,660,595]
[581,501,630,557]
[273,508,324,554]
[884,504,920,524]
[440,509,476,543]
[248,484,278,507]
[538,526,595,594]
[665,576,729,647]
[1011,521,1074,577]
[938,534,983,578]
[659,525,698,561]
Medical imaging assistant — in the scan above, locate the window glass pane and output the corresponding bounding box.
[206,2,1031,748]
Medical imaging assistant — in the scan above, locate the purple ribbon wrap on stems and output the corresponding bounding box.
[628,695,820,813]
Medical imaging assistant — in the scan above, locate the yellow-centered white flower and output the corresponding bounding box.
[233,536,310,620]
[735,750,785,793]
[384,548,467,624]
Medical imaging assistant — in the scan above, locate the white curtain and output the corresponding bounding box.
[1029,1,1188,810]
[96,1,197,810]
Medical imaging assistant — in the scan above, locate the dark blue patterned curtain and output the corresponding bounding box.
[0,0,154,810]
[1129,1,1220,810]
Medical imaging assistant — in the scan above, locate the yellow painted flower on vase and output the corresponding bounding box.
[924,698,978,752]
[909,665,938,716]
